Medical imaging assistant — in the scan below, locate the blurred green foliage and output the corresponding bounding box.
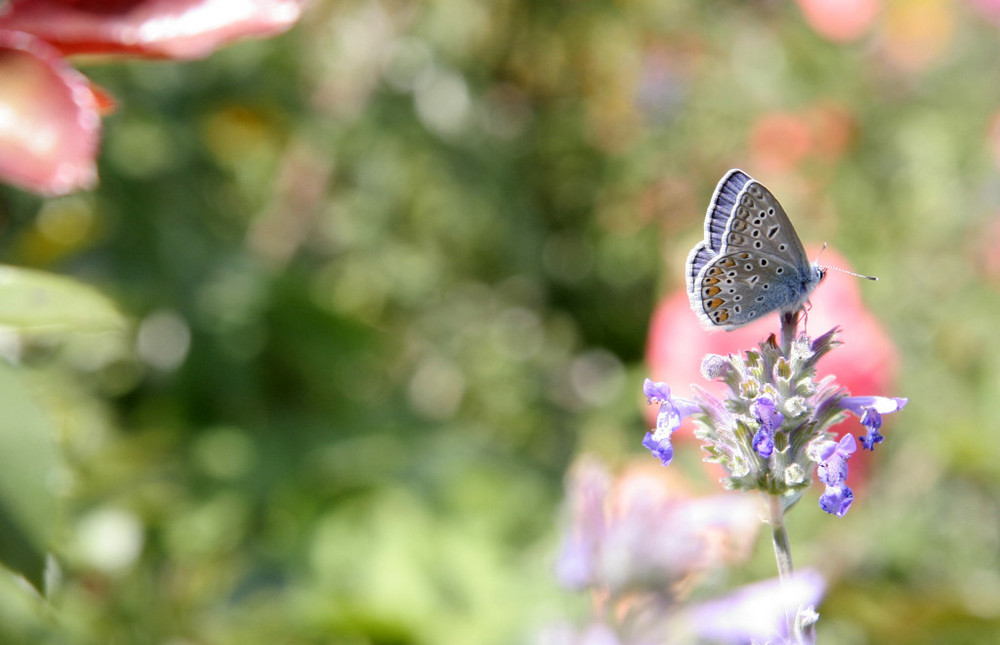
[1,0,1000,643]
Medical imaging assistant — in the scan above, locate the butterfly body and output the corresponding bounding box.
[686,170,825,331]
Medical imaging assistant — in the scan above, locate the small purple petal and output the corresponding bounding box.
[656,403,682,434]
[817,434,855,485]
[861,407,882,431]
[643,378,671,403]
[859,427,884,451]
[753,397,785,432]
[840,395,908,417]
[643,431,674,466]
[835,432,857,456]
[753,428,774,458]
[817,453,847,485]
[819,484,854,517]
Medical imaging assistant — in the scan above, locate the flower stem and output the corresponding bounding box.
[765,492,802,644]
[779,310,799,356]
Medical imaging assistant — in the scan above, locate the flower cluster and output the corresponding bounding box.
[542,457,825,645]
[642,325,907,516]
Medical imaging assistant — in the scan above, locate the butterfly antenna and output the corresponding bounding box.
[820,264,879,281]
[815,242,877,280]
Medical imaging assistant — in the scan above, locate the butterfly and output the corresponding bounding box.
[686,169,826,331]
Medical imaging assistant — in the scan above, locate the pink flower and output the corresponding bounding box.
[794,0,881,43]
[0,30,101,195]
[0,0,304,195]
[0,0,304,60]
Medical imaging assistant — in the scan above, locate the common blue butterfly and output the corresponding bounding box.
[686,169,826,331]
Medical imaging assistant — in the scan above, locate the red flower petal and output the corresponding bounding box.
[0,0,304,60]
[0,30,100,195]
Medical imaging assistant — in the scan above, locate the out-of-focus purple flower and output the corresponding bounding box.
[685,569,826,644]
[532,621,622,645]
[555,457,759,596]
[555,458,608,590]
[839,396,907,451]
[642,379,699,466]
[751,397,783,459]
[813,434,857,517]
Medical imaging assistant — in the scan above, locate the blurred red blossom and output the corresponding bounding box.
[0,0,304,195]
[794,0,881,42]
[0,30,100,195]
[749,104,855,174]
[971,0,1000,23]
[646,247,898,485]
[0,0,303,59]
[796,0,957,73]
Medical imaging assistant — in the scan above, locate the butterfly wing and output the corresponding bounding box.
[703,169,752,252]
[686,170,753,293]
[685,242,715,293]
[719,178,810,273]
[689,249,818,330]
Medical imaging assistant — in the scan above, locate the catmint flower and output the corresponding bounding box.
[547,457,766,644]
[839,396,908,451]
[751,397,784,458]
[813,434,857,517]
[642,378,699,466]
[640,325,907,517]
[555,457,759,594]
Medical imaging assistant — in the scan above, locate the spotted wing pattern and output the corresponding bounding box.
[720,179,809,271]
[689,249,811,329]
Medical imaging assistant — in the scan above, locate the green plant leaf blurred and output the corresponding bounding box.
[0,362,58,591]
[0,266,124,333]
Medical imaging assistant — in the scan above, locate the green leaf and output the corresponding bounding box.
[0,362,59,591]
[0,265,125,333]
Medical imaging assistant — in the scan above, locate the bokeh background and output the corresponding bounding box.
[2,0,1000,643]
